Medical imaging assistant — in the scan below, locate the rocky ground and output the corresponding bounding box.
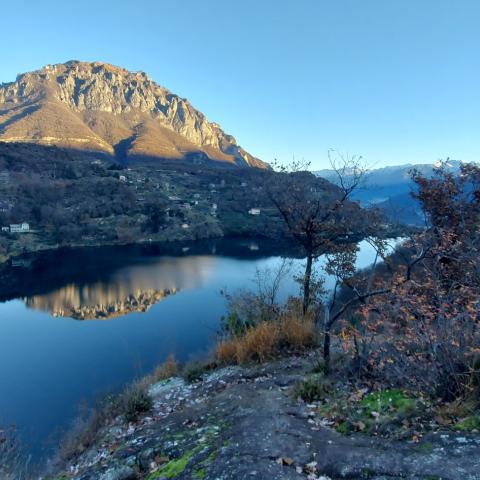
[55,354,480,480]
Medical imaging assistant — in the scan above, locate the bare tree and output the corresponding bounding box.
[267,151,370,315]
[253,257,292,308]
[220,258,293,336]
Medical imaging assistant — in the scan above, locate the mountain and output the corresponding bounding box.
[315,160,463,225]
[0,61,267,168]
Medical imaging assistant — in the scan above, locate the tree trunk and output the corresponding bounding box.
[322,303,332,374]
[323,324,331,375]
[302,253,313,315]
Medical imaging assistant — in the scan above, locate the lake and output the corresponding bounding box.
[0,237,389,462]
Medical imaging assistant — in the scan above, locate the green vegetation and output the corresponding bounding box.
[315,388,424,437]
[193,467,207,479]
[454,415,480,431]
[310,360,327,374]
[149,448,198,479]
[412,442,434,454]
[360,389,416,416]
[296,374,332,402]
[0,142,306,262]
[144,422,222,479]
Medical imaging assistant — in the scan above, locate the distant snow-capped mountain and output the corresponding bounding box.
[315,160,464,225]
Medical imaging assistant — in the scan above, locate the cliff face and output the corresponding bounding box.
[0,61,267,168]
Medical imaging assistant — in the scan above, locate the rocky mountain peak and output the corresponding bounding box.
[0,61,267,168]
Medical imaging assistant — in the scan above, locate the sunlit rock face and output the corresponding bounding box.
[24,255,217,320]
[0,61,267,168]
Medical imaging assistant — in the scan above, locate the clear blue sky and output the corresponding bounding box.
[1,0,479,169]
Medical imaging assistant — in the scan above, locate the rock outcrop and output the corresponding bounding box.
[56,354,480,480]
[0,61,267,168]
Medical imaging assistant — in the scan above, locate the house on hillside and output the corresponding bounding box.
[10,223,30,233]
[248,208,261,216]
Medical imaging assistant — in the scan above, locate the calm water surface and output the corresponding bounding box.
[0,238,386,460]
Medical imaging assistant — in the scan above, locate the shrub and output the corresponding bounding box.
[59,380,153,462]
[216,313,316,365]
[311,360,327,374]
[181,361,215,383]
[58,400,115,461]
[152,354,178,382]
[123,382,153,423]
[296,374,333,402]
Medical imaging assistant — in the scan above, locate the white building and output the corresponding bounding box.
[1,226,9,232]
[119,175,127,182]
[10,223,30,233]
[248,208,261,216]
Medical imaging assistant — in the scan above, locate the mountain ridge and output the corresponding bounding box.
[315,160,464,225]
[0,60,267,168]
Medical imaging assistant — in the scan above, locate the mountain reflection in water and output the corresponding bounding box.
[23,256,218,319]
[0,237,389,463]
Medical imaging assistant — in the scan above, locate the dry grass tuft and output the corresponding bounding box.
[236,321,281,363]
[280,312,316,348]
[59,379,153,463]
[58,356,181,464]
[216,313,316,365]
[151,354,178,382]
